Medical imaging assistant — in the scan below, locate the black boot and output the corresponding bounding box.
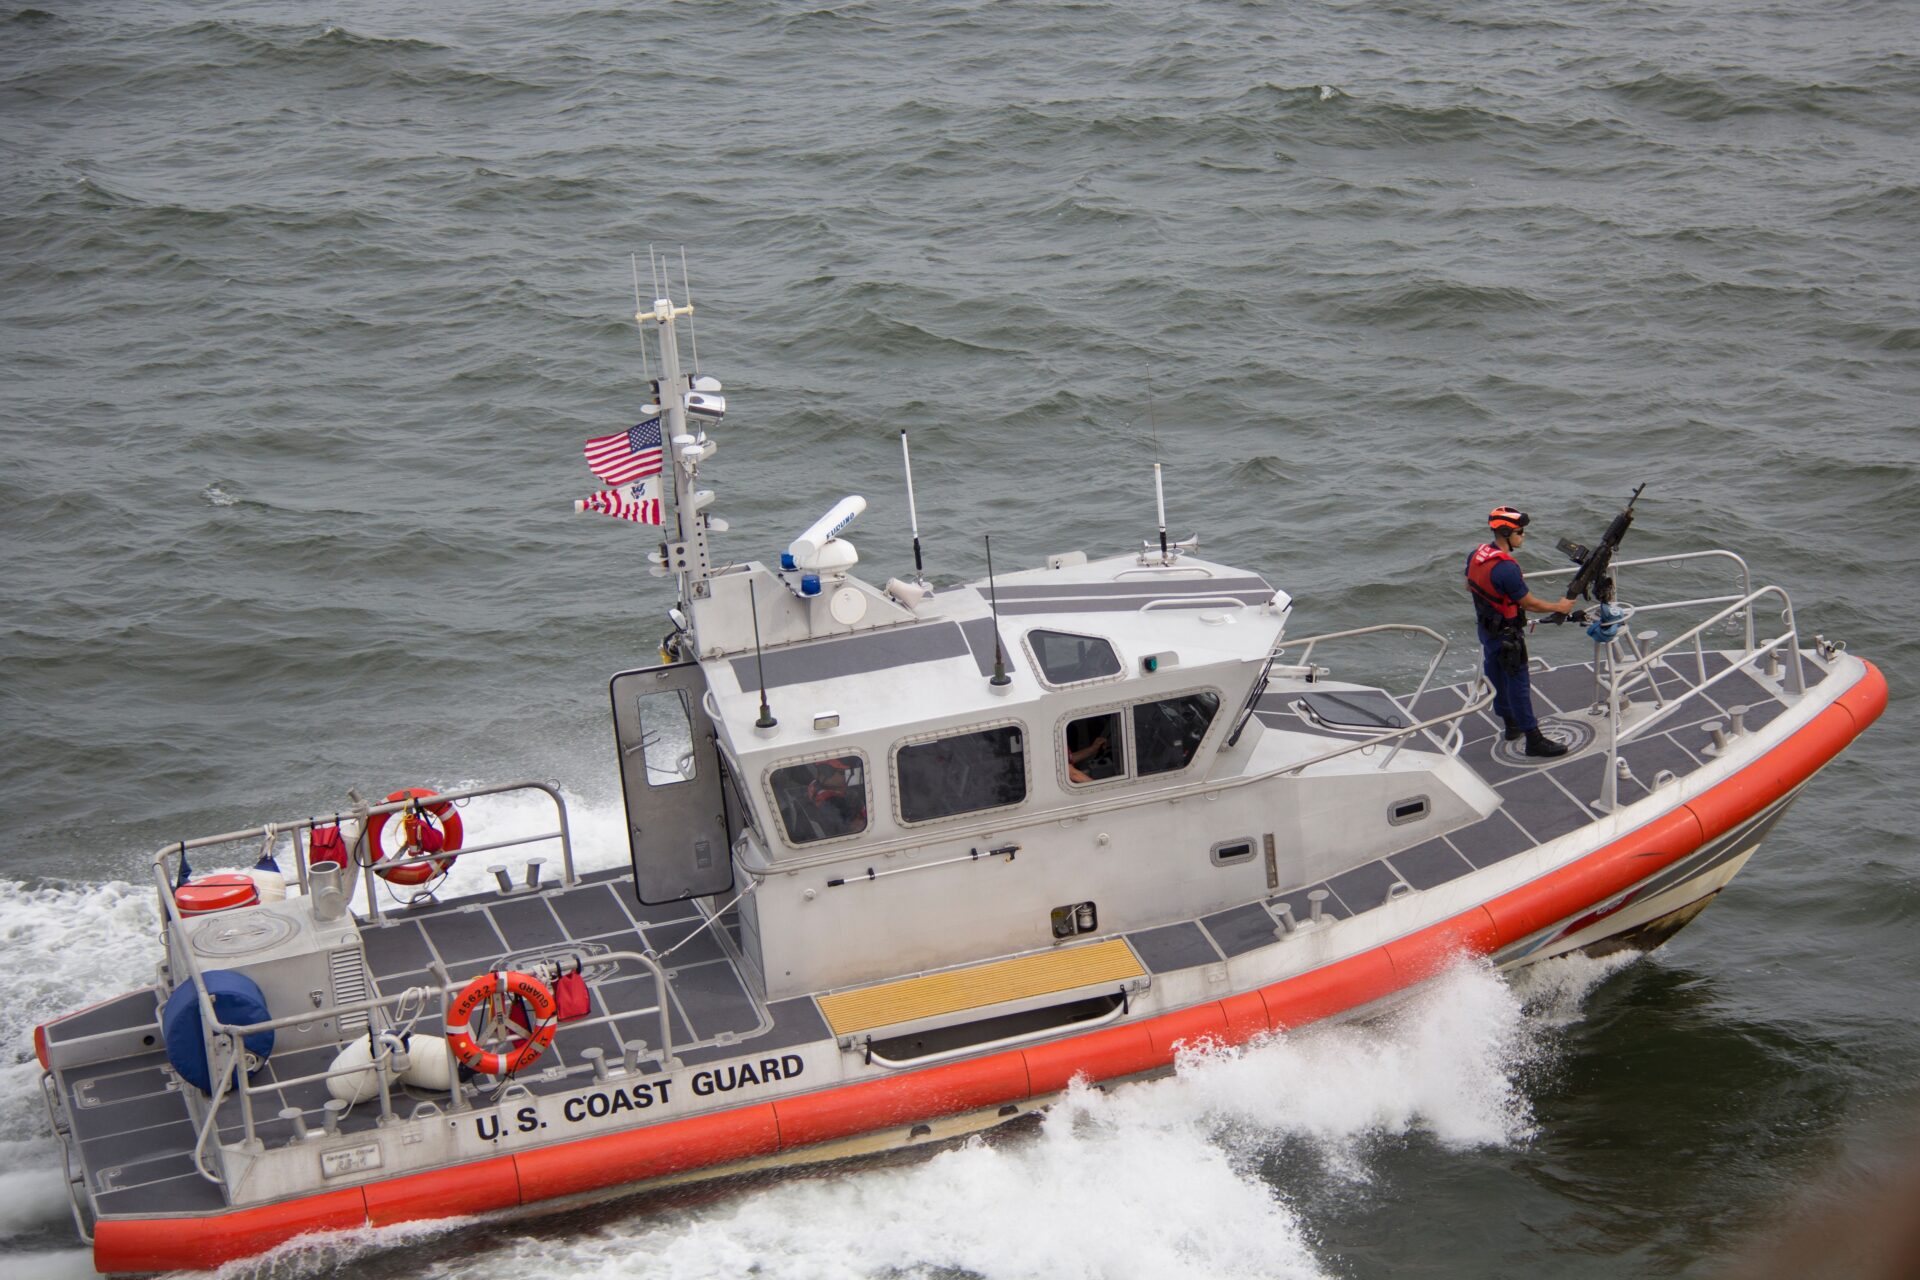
[1524,728,1569,759]
[1502,716,1523,742]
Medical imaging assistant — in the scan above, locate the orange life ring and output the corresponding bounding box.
[445,970,557,1076]
[366,787,463,885]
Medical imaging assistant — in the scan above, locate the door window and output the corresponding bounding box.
[633,689,697,787]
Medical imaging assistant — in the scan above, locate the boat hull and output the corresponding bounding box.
[80,659,1888,1273]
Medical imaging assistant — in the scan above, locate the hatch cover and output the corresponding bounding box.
[190,911,299,957]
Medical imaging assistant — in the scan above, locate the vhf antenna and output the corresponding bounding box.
[900,430,927,585]
[679,246,700,376]
[1153,463,1169,565]
[1148,363,1168,563]
[984,534,1011,687]
[749,582,776,729]
[629,253,652,384]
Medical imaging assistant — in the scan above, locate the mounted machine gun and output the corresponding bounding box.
[1552,483,1645,637]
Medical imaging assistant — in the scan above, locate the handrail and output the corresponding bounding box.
[191,1039,242,1182]
[1139,595,1255,612]
[1556,575,1806,812]
[1255,622,1462,769]
[152,779,577,925]
[1611,585,1804,745]
[39,1071,93,1242]
[174,944,699,1183]
[1528,548,1756,650]
[152,781,579,1180]
[1227,622,1448,753]
[1276,681,1496,777]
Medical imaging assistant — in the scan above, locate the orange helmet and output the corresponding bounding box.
[1488,506,1530,534]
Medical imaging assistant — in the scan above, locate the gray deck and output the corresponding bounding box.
[1218,649,1819,958]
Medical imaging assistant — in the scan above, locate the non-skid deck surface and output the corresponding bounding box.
[63,868,830,1216]
[1219,650,1823,958]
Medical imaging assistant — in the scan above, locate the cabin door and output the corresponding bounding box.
[609,662,734,905]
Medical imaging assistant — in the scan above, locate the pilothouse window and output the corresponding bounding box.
[1028,630,1122,687]
[770,757,868,845]
[1133,691,1221,776]
[1065,711,1124,785]
[897,725,1027,823]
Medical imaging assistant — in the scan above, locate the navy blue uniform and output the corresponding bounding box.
[1466,548,1540,731]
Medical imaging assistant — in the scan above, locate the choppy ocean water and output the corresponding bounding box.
[2,1,1915,1276]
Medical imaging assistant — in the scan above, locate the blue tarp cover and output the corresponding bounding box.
[162,969,275,1095]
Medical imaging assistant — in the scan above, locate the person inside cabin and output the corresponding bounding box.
[1065,716,1116,784]
[804,758,865,838]
[1466,506,1577,758]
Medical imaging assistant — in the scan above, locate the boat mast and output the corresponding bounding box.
[637,294,714,611]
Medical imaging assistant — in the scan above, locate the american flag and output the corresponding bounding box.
[583,417,664,485]
[574,477,662,526]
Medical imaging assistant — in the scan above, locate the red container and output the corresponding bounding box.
[174,874,260,917]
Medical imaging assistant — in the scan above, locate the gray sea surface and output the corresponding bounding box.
[2,1,1916,1276]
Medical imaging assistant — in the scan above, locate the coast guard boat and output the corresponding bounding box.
[35,293,1886,1273]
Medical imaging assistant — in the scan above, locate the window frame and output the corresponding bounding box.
[889,718,1032,827]
[1055,703,1131,791]
[761,748,875,851]
[1022,628,1127,691]
[1128,686,1226,780]
[1053,685,1227,790]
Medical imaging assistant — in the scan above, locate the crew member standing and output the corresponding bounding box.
[1467,506,1577,758]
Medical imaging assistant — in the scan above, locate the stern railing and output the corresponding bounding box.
[143,782,762,1191]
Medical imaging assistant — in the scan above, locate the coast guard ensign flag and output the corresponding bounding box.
[574,476,662,525]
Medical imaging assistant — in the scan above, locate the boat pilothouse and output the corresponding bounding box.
[35,288,1887,1274]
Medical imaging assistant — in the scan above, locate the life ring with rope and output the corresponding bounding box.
[445,970,557,1077]
[366,787,463,885]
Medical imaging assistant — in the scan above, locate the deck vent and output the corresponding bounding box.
[1388,796,1431,826]
[329,948,371,1038]
[1211,838,1256,867]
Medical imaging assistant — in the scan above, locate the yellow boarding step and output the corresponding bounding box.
[816,938,1145,1037]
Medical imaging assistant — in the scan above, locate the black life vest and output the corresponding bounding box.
[1466,543,1521,629]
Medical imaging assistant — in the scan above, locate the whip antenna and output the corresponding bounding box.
[1147,363,1168,563]
[984,534,1011,688]
[680,246,700,375]
[1153,462,1169,564]
[630,253,652,383]
[900,430,926,583]
[749,583,776,729]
